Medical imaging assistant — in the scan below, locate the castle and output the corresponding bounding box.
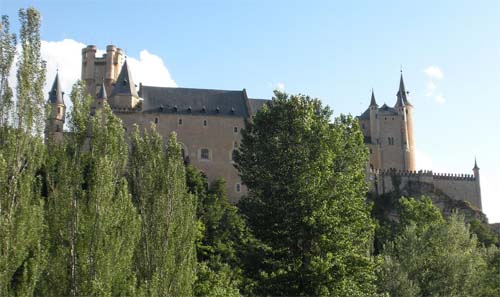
[46,44,482,210]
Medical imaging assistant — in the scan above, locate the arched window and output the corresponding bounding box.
[178,118,183,126]
[154,117,159,124]
[203,119,207,127]
[234,126,238,133]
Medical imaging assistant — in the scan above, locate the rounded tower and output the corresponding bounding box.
[46,73,66,142]
[395,72,416,171]
[82,45,97,96]
[369,89,380,169]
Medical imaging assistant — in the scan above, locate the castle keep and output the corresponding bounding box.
[46,44,482,209]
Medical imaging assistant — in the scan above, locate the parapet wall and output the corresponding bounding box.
[367,169,482,210]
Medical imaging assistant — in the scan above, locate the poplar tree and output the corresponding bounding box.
[0,8,47,296]
[129,127,196,296]
[41,82,140,296]
[236,91,376,296]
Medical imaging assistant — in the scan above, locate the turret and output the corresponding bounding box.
[108,61,139,110]
[472,158,482,210]
[46,73,66,142]
[82,45,97,97]
[369,89,380,169]
[395,72,416,171]
[91,81,108,115]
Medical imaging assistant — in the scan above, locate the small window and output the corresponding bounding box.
[369,148,373,154]
[57,107,61,114]
[56,124,60,132]
[154,117,159,124]
[178,118,183,126]
[234,141,238,148]
[234,126,238,133]
[236,183,241,193]
[200,148,210,160]
[203,119,207,127]
[388,137,394,145]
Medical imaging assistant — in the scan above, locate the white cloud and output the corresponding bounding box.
[424,66,443,80]
[274,82,285,92]
[9,39,177,109]
[424,66,445,104]
[126,50,176,88]
[435,94,445,104]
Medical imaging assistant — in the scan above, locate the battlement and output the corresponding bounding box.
[370,168,477,181]
[368,167,482,210]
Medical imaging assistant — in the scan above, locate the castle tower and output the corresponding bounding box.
[369,90,380,169]
[81,44,123,98]
[395,73,416,171]
[46,73,66,142]
[108,61,139,110]
[473,158,482,210]
[91,81,108,115]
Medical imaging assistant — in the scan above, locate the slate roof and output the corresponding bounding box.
[248,98,270,115]
[358,108,371,120]
[97,81,107,100]
[48,73,64,105]
[110,61,139,98]
[379,103,398,115]
[139,86,250,117]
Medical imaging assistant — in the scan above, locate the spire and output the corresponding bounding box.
[48,73,64,105]
[110,60,138,98]
[97,81,107,100]
[395,72,412,107]
[473,158,479,170]
[370,89,378,107]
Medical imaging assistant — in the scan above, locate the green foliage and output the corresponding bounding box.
[398,196,444,232]
[186,168,248,296]
[469,218,499,247]
[129,127,196,296]
[378,197,490,297]
[236,91,376,296]
[40,82,140,296]
[0,8,47,296]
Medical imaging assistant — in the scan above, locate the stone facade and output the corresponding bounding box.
[358,77,482,210]
[367,169,482,210]
[46,44,483,209]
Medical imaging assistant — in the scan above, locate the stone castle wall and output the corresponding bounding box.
[368,169,482,210]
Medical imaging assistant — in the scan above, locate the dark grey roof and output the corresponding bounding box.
[379,103,398,115]
[396,73,412,107]
[248,98,270,115]
[110,61,139,98]
[139,86,250,117]
[97,81,107,100]
[358,108,370,120]
[48,73,64,105]
[370,89,378,107]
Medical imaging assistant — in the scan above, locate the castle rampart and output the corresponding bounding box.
[368,169,482,210]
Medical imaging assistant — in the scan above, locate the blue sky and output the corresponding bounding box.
[3,0,499,222]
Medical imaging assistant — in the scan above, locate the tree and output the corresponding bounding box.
[235,91,376,296]
[377,197,489,297]
[186,167,253,297]
[129,127,196,296]
[0,8,47,296]
[40,82,140,296]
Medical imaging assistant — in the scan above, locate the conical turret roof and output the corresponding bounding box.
[370,89,378,107]
[48,73,64,105]
[97,81,107,100]
[110,60,138,98]
[395,73,413,108]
